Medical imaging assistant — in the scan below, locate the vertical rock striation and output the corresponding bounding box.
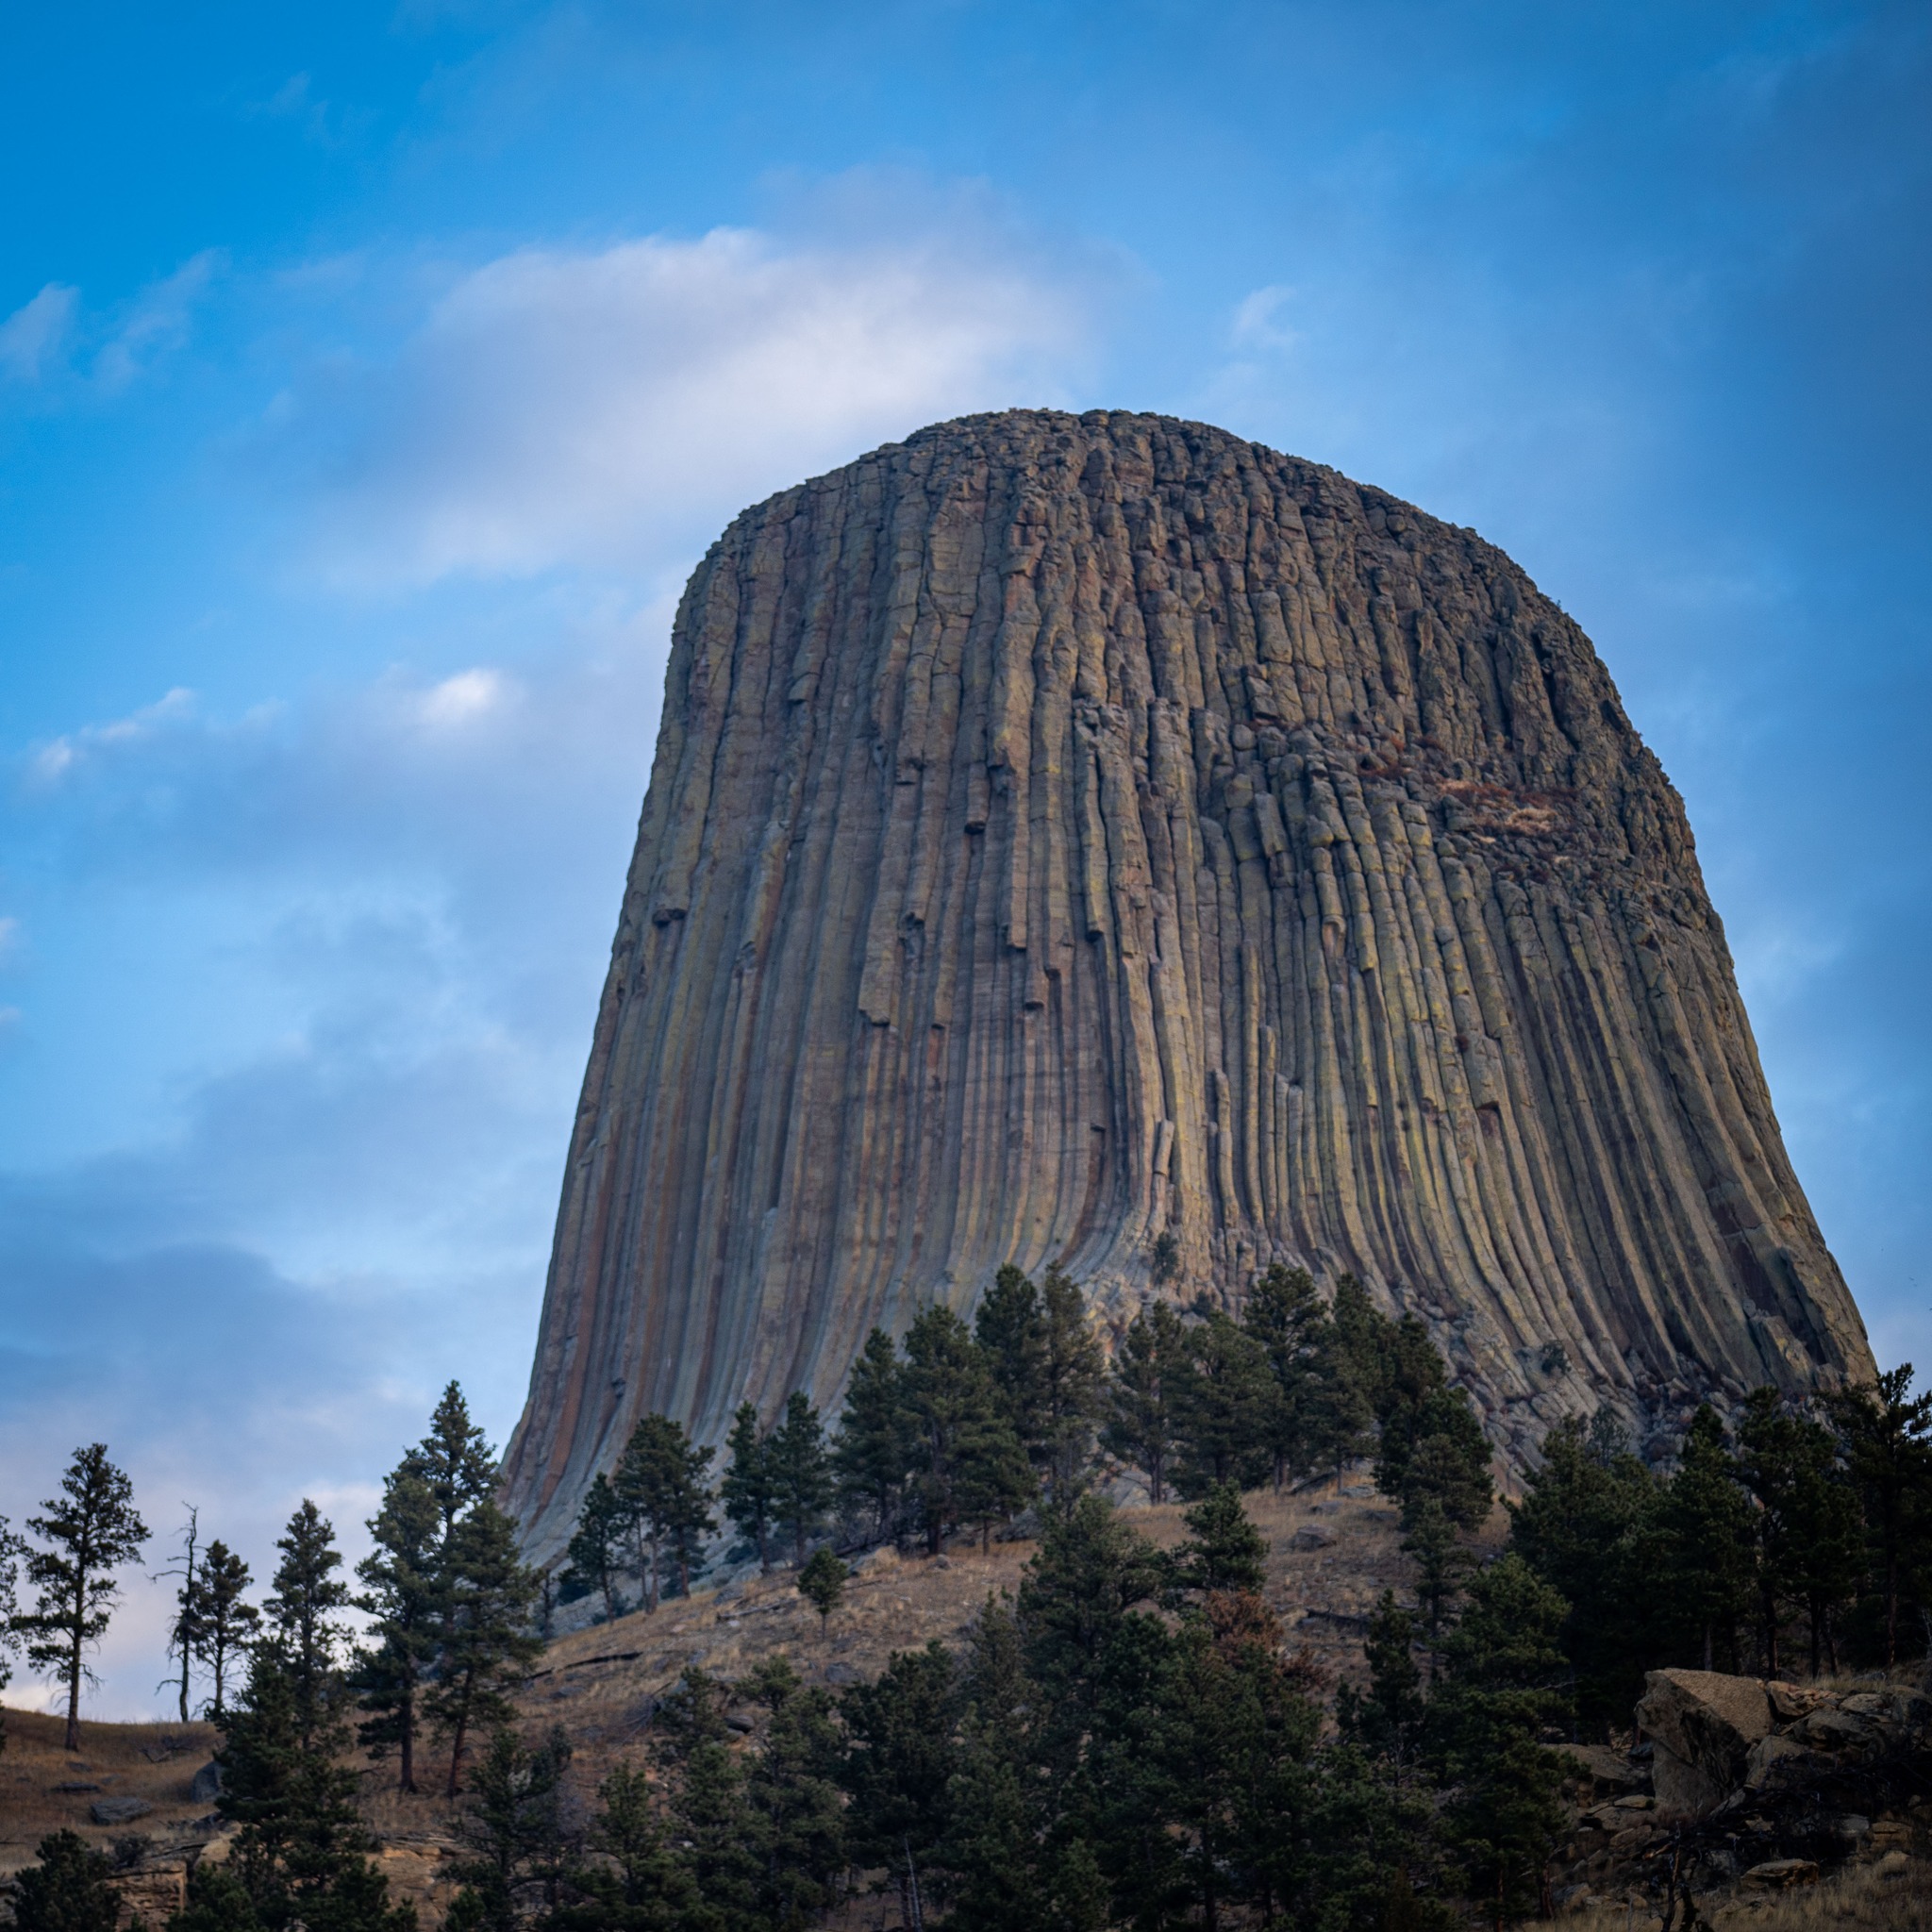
[502,409,1871,1560]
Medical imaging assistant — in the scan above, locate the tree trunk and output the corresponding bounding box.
[758,1524,770,1574]
[64,1626,83,1753]
[446,1672,474,1797]
[400,1692,417,1794]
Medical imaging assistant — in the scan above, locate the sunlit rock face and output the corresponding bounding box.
[501,408,1871,1559]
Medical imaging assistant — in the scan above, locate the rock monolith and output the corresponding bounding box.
[502,408,1872,1560]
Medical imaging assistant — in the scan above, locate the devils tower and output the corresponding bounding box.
[501,408,1871,1559]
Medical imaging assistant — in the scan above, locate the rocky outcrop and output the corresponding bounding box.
[1551,1669,1931,1911]
[501,408,1871,1560]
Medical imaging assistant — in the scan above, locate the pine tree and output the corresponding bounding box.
[553,1757,700,1931]
[797,1546,848,1635]
[1399,1389,1494,1532]
[265,1501,351,1750]
[652,1668,758,1927]
[200,1639,415,1932]
[1036,1263,1105,1503]
[443,1725,575,1932]
[0,1514,24,1757]
[1338,1591,1425,1765]
[1506,1413,1657,1726]
[613,1415,713,1609]
[767,1391,833,1567]
[1427,1553,1571,1925]
[426,1501,541,1797]
[13,1830,124,1932]
[840,1641,960,1928]
[415,1383,499,1544]
[975,1265,1049,1455]
[740,1657,848,1927]
[561,1474,629,1623]
[1172,1482,1269,1595]
[1736,1389,1864,1676]
[19,1444,151,1751]
[192,1541,260,1724]
[1241,1263,1337,1490]
[834,1327,915,1545]
[1103,1300,1187,1503]
[1644,1405,1756,1673]
[721,1402,778,1573]
[1170,1311,1276,1495]
[355,1466,441,1790]
[1826,1365,1932,1666]
[903,1306,1023,1556]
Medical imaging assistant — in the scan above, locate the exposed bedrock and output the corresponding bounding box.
[502,408,1872,1560]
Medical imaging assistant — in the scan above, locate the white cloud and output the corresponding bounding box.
[27,687,198,785]
[1230,284,1301,354]
[93,253,222,392]
[0,284,78,381]
[288,222,1094,588]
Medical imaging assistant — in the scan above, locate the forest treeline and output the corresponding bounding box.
[6,1265,1932,1932]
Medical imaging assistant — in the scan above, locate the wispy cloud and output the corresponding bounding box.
[0,284,79,382]
[274,217,1096,588]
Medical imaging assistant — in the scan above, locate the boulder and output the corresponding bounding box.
[1288,1526,1337,1552]
[1742,1858,1818,1890]
[1553,1742,1647,1792]
[90,1797,153,1825]
[1635,1670,1772,1817]
[190,1760,224,1804]
[1764,1681,1829,1723]
[1792,1707,1877,1754]
[1743,1733,1826,1790]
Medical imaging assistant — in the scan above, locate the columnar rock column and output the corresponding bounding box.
[502,408,1872,1560]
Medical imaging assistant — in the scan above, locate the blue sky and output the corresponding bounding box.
[2,1,1927,1717]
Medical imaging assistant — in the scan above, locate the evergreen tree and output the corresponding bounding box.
[265,1501,351,1750]
[355,1466,441,1790]
[1735,1388,1864,1676]
[651,1668,758,1927]
[721,1402,778,1573]
[415,1383,499,1545]
[614,1415,713,1609]
[1402,1497,1476,1640]
[1170,1311,1276,1496]
[975,1264,1049,1455]
[903,1306,1024,1556]
[192,1541,259,1724]
[1102,1299,1187,1503]
[201,1639,416,1932]
[1015,1493,1166,1729]
[562,1474,629,1623]
[740,1657,848,1929]
[1036,1263,1105,1502]
[1398,1390,1494,1531]
[840,1641,959,1928]
[1241,1263,1339,1490]
[797,1546,848,1635]
[1427,1554,1571,1924]
[19,1445,151,1751]
[833,1327,915,1545]
[426,1501,541,1797]
[1337,1591,1425,1766]
[552,1757,700,1932]
[12,1830,124,1932]
[767,1392,833,1567]
[443,1726,575,1932]
[1506,1413,1657,1726]
[1171,1481,1269,1595]
[1643,1405,1756,1672]
[1826,1364,1932,1665]
[0,1514,24,1756]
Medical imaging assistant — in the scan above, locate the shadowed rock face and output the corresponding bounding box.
[502,408,1871,1559]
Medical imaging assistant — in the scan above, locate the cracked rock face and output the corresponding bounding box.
[501,408,1871,1560]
